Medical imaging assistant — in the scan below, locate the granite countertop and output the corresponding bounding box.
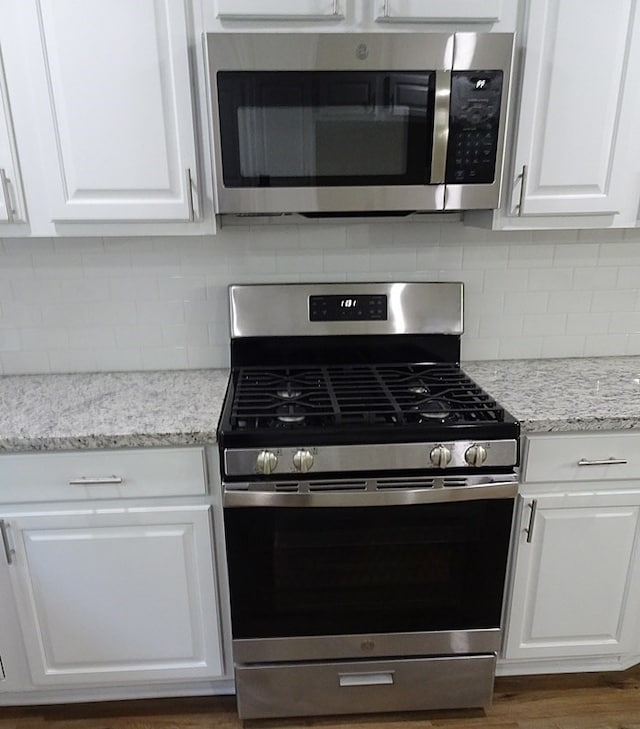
[2,356,640,453]
[0,369,230,452]
[465,356,640,433]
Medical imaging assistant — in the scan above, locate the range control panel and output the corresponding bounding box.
[445,70,503,185]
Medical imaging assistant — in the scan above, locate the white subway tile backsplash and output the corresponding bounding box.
[370,249,417,272]
[573,266,618,290]
[507,244,554,269]
[522,313,567,337]
[484,269,528,293]
[499,337,544,359]
[541,335,585,358]
[566,312,611,335]
[504,291,548,314]
[2,222,640,375]
[323,250,370,273]
[591,290,637,313]
[528,267,573,291]
[608,312,640,334]
[553,242,599,266]
[584,334,629,357]
[547,290,592,313]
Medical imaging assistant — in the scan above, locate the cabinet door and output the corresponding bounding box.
[504,491,640,660]
[4,506,223,686]
[29,0,198,222]
[0,45,25,224]
[510,0,640,219]
[375,0,503,23]
[215,0,344,19]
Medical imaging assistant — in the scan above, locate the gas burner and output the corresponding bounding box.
[277,388,302,400]
[408,385,430,395]
[411,398,456,424]
[276,404,306,424]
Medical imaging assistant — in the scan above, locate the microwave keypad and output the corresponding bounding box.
[445,71,503,185]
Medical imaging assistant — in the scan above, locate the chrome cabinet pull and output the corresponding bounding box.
[577,457,628,467]
[525,499,537,543]
[339,672,394,687]
[516,164,527,216]
[0,520,15,565]
[68,476,123,485]
[0,168,15,223]
[186,167,200,223]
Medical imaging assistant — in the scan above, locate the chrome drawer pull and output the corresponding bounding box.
[577,458,628,467]
[339,672,394,687]
[68,476,124,485]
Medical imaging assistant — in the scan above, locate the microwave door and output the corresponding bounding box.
[215,70,442,214]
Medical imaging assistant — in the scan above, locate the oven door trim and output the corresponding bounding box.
[232,627,502,664]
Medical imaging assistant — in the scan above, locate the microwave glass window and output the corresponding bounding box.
[218,71,434,188]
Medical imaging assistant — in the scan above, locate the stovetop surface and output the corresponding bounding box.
[218,362,520,449]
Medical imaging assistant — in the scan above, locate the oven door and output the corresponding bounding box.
[223,476,517,663]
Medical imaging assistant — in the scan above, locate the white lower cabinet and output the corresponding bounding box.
[0,447,228,700]
[502,432,640,672]
[4,507,221,687]
[504,490,640,661]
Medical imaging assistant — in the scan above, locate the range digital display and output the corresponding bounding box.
[309,294,388,321]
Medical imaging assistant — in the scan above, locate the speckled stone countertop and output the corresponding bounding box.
[0,369,230,452]
[464,356,640,433]
[2,357,640,453]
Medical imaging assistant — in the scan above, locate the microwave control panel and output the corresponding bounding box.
[445,71,503,185]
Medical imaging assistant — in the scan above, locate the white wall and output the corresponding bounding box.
[1,220,640,375]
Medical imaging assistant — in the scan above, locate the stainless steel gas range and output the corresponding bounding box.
[216,282,520,720]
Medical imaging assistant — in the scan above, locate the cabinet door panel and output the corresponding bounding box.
[0,45,25,224]
[34,0,196,221]
[512,0,639,216]
[375,0,502,22]
[505,495,640,659]
[7,506,223,686]
[216,0,344,19]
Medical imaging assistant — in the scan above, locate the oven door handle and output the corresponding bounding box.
[223,479,518,507]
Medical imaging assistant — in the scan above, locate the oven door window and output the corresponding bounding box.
[217,71,435,187]
[224,500,513,639]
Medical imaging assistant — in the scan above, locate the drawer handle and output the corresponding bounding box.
[0,519,15,565]
[68,476,124,485]
[577,458,628,467]
[339,672,394,687]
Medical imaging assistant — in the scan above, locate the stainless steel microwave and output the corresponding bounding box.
[206,32,515,217]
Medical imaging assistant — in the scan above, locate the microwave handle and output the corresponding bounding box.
[430,70,451,184]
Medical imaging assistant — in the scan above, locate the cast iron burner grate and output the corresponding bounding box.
[229,363,505,431]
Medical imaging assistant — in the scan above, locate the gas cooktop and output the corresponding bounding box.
[220,361,518,448]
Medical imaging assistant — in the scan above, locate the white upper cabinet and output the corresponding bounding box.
[375,0,504,23]
[25,0,200,223]
[215,0,345,20]
[504,0,640,225]
[0,45,26,225]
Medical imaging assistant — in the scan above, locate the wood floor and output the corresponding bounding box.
[2,667,640,729]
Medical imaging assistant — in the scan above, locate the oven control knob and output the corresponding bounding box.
[256,450,278,475]
[293,449,314,473]
[430,445,452,468]
[465,444,488,467]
